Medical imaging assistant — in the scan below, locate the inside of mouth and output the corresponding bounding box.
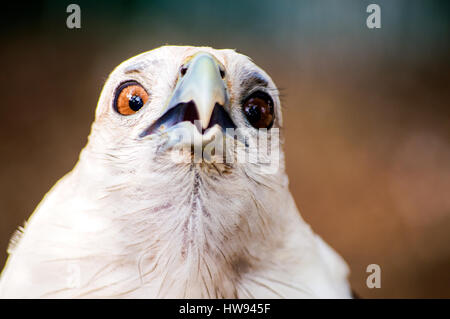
[140,101,236,137]
[182,101,203,133]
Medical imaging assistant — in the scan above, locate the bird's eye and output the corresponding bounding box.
[242,91,274,129]
[114,81,149,115]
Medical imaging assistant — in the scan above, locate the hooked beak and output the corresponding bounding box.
[140,52,235,137]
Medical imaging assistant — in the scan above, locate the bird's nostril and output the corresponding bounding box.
[219,67,225,79]
[180,65,188,77]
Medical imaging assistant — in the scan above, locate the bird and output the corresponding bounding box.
[0,46,351,298]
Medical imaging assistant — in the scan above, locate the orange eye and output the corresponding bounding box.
[114,81,149,115]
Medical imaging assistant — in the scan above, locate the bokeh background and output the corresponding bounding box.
[1,0,449,298]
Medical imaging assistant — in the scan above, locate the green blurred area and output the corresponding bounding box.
[0,1,449,298]
[3,1,450,57]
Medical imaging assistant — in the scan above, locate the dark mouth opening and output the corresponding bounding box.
[140,101,236,137]
[182,101,200,124]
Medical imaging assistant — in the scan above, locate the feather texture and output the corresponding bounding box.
[0,46,351,298]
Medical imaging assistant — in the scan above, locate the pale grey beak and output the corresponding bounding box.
[169,52,229,129]
[140,52,234,137]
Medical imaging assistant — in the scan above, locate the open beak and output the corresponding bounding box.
[140,52,235,138]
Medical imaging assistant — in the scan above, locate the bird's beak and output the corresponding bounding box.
[141,52,235,137]
[170,53,228,130]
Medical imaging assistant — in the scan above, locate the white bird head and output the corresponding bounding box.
[88,45,284,168]
[71,46,290,295]
[0,46,351,299]
[81,46,287,233]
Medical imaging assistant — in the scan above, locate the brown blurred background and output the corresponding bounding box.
[1,0,449,298]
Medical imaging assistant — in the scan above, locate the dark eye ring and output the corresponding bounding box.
[113,81,149,115]
[242,91,274,129]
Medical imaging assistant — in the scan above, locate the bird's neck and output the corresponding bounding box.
[70,159,292,297]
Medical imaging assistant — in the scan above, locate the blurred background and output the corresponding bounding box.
[0,0,449,298]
